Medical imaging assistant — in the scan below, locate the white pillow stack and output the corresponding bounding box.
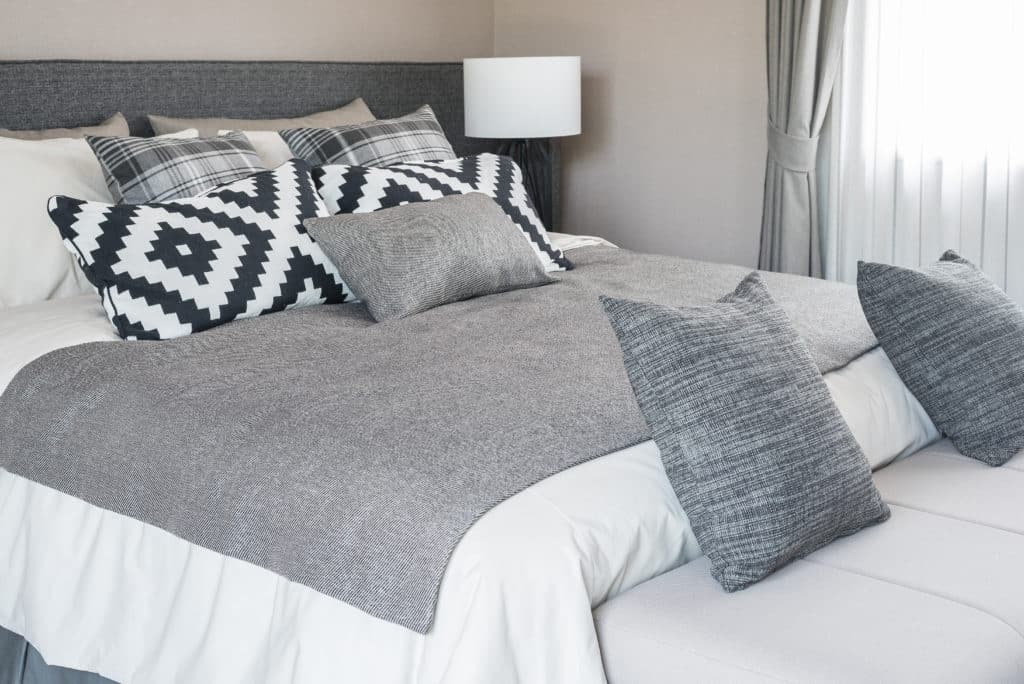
[0,136,108,309]
[0,130,197,310]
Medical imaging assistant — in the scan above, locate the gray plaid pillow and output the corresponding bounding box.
[279,105,456,167]
[858,251,1024,466]
[602,273,890,592]
[86,131,265,204]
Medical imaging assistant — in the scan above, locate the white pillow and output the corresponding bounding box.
[824,347,940,469]
[222,130,294,168]
[0,130,198,310]
[0,136,107,309]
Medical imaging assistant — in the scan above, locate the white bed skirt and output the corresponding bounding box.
[0,440,697,684]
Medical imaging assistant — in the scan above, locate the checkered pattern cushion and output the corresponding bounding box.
[602,274,890,592]
[279,105,456,167]
[86,131,265,204]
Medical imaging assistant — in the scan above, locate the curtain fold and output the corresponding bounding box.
[760,0,850,277]
[822,0,1024,304]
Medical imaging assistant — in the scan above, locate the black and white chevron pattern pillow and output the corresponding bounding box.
[313,154,573,272]
[48,160,351,340]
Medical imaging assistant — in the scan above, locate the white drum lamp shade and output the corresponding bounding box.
[463,57,581,139]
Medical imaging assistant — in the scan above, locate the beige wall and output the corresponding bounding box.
[0,0,494,61]
[495,0,767,267]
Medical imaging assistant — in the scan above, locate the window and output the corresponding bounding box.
[822,0,1024,301]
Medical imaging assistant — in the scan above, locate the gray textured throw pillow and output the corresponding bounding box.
[304,193,555,321]
[858,251,1024,466]
[602,273,890,592]
[86,131,265,203]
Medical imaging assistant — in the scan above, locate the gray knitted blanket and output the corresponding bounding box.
[0,246,876,633]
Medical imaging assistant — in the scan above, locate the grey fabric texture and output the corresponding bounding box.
[760,0,849,276]
[148,98,376,138]
[858,251,1024,466]
[313,154,574,272]
[0,112,128,140]
[0,246,876,633]
[280,105,456,167]
[0,59,512,212]
[0,61,486,152]
[0,626,113,684]
[86,131,265,204]
[304,193,555,321]
[602,273,889,591]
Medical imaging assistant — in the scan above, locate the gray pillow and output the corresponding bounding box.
[858,251,1024,466]
[0,113,129,140]
[304,193,554,321]
[602,273,890,592]
[86,131,265,204]
[148,98,376,138]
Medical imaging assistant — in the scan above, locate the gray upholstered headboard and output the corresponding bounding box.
[0,60,563,229]
[0,60,493,157]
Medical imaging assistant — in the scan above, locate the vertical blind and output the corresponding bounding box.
[821,0,1024,302]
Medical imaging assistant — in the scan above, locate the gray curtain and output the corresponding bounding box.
[759,0,849,276]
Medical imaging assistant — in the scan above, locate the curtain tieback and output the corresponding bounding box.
[768,124,819,173]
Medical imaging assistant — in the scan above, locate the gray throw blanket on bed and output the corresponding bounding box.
[0,246,876,633]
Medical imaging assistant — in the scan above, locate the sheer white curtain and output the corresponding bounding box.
[821,0,1024,302]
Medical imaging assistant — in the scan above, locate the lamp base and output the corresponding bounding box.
[496,139,559,231]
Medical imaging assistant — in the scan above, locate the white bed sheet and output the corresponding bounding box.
[0,247,937,684]
[0,294,119,392]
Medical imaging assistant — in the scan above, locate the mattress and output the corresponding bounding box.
[0,238,938,683]
[595,442,1024,683]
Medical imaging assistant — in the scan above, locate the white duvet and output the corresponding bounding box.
[0,238,938,684]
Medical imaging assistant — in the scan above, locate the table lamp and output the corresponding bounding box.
[464,56,582,231]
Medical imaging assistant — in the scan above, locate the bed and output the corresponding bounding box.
[0,60,1018,684]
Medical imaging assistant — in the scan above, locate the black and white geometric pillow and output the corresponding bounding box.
[86,131,266,204]
[313,153,573,272]
[48,159,351,341]
[280,105,457,168]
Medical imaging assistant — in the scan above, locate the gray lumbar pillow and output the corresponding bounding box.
[304,192,555,321]
[602,273,890,592]
[858,251,1024,466]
